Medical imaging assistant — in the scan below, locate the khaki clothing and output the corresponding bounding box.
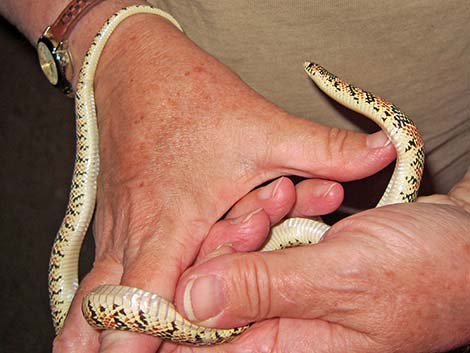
[148,0,470,199]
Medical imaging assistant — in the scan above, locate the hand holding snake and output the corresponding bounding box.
[51,6,398,353]
[48,6,470,353]
[162,183,470,353]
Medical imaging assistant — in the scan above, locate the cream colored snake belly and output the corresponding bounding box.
[48,5,425,346]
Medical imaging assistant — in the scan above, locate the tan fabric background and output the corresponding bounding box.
[148,0,469,196]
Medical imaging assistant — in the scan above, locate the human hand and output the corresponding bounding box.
[51,11,396,353]
[170,171,470,353]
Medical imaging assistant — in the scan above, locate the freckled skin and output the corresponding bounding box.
[50,6,424,345]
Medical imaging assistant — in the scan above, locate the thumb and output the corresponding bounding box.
[174,240,357,328]
[270,117,395,182]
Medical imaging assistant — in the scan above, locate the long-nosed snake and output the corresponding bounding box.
[48,5,424,346]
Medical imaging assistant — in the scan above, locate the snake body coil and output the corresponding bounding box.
[49,5,424,345]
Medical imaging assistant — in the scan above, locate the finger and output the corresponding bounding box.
[226,177,296,224]
[53,258,122,353]
[195,208,270,263]
[174,240,363,328]
[196,176,299,260]
[197,179,343,260]
[227,177,343,222]
[97,213,210,352]
[97,235,193,352]
[289,179,344,217]
[99,330,160,353]
[268,119,395,182]
[159,318,373,353]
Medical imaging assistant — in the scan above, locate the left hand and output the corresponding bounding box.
[167,171,470,353]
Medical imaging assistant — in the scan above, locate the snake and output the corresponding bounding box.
[48,4,425,346]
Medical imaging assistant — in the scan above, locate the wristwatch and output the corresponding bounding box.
[37,0,104,96]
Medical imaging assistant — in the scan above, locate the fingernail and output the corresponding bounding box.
[229,208,263,224]
[204,244,235,260]
[259,178,284,200]
[312,183,336,198]
[215,242,233,251]
[367,131,391,148]
[183,276,224,322]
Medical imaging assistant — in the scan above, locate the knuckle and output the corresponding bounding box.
[229,253,273,321]
[325,127,349,161]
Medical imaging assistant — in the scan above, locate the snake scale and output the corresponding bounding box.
[48,5,425,346]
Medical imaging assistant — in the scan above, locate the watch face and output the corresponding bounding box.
[37,41,58,85]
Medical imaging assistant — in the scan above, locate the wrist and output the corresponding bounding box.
[66,0,150,88]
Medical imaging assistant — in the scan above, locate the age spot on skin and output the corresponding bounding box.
[133,115,145,124]
[184,66,206,76]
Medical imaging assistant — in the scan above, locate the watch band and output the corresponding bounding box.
[48,0,105,43]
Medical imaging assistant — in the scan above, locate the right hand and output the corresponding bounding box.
[168,172,470,353]
[52,12,395,353]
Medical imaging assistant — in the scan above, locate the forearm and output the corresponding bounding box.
[0,0,70,42]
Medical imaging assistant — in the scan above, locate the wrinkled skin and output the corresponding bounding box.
[51,12,396,353]
[167,171,470,353]
[1,1,467,352]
